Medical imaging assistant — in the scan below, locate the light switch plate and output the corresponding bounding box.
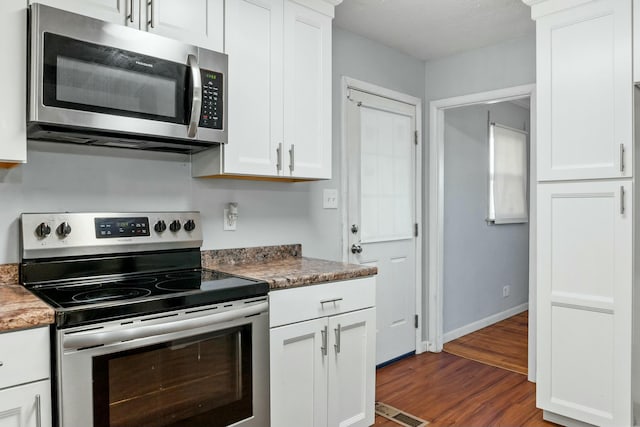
[323,189,338,209]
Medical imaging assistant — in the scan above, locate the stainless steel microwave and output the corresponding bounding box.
[28,4,228,153]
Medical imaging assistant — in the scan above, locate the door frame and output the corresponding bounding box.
[340,76,424,356]
[428,83,537,382]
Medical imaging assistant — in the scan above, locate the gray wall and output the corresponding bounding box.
[443,101,530,334]
[0,27,426,265]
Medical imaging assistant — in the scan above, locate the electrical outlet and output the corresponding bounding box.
[503,285,510,298]
[323,189,338,209]
[223,208,237,231]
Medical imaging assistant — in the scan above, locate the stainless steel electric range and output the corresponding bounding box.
[20,212,269,427]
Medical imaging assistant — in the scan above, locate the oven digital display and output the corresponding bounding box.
[94,217,150,238]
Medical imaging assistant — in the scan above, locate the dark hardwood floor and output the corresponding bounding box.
[443,311,529,375]
[374,311,554,426]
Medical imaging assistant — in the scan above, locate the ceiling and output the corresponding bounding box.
[333,0,535,61]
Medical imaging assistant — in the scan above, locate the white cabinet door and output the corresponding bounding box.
[270,317,328,427]
[634,0,640,83]
[144,0,223,51]
[30,0,130,25]
[327,308,376,427]
[0,0,27,166]
[0,381,52,427]
[537,181,632,426]
[537,0,632,181]
[223,0,284,177]
[283,0,332,179]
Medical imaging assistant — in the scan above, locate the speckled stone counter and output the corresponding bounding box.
[202,245,377,290]
[0,264,54,332]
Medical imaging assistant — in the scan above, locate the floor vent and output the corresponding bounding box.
[375,402,429,427]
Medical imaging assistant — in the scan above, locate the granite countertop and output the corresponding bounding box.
[202,244,377,290]
[0,264,55,333]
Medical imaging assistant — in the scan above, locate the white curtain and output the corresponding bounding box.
[488,123,528,224]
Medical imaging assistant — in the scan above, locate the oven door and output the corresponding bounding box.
[56,300,268,427]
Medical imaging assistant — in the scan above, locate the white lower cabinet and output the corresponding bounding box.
[0,381,52,427]
[270,277,376,427]
[0,327,52,427]
[537,180,632,426]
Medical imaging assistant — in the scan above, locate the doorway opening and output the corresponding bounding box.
[428,84,537,382]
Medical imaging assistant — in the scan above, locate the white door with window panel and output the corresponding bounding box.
[346,89,418,365]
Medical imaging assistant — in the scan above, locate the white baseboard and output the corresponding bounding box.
[443,303,529,344]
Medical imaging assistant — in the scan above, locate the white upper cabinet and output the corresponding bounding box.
[283,1,332,179]
[0,0,27,167]
[222,0,284,177]
[31,0,223,51]
[536,0,632,181]
[192,0,338,180]
[29,0,130,25]
[634,0,640,83]
[143,0,224,51]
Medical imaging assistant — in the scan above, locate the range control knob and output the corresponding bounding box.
[154,220,167,233]
[56,222,72,238]
[184,219,196,232]
[169,220,181,232]
[35,222,51,238]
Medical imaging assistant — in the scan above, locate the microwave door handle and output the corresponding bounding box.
[187,54,202,138]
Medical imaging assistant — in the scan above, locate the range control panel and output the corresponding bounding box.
[21,212,203,259]
[95,217,150,239]
[199,69,223,130]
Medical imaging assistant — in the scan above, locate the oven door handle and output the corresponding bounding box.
[63,302,267,350]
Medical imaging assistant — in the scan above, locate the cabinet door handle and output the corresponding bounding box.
[620,186,625,215]
[276,143,282,172]
[321,325,328,356]
[289,144,295,173]
[334,323,341,354]
[127,0,134,23]
[620,144,625,172]
[35,394,42,427]
[147,0,155,29]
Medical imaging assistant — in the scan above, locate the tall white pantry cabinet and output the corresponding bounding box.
[524,0,639,425]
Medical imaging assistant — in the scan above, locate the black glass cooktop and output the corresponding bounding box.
[29,269,268,328]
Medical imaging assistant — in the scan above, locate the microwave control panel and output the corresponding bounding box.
[199,70,223,130]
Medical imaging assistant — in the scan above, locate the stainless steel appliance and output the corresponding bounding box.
[20,212,268,427]
[28,4,228,153]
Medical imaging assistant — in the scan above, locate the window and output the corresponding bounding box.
[488,122,528,224]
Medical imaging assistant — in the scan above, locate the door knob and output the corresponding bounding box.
[351,244,363,254]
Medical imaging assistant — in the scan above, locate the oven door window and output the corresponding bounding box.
[92,325,252,427]
[42,33,189,124]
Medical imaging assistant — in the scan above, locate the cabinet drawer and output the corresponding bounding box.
[0,327,50,389]
[269,276,375,328]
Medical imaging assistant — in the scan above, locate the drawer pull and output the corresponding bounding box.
[320,298,343,306]
[0,361,3,367]
[334,323,341,354]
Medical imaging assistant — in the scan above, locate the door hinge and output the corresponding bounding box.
[414,223,418,237]
[414,130,419,145]
[414,314,419,329]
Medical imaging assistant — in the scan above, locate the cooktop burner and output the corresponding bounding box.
[28,268,268,328]
[72,287,152,303]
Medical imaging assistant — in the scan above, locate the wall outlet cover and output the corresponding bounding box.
[223,208,237,231]
[323,189,338,209]
[503,285,510,298]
